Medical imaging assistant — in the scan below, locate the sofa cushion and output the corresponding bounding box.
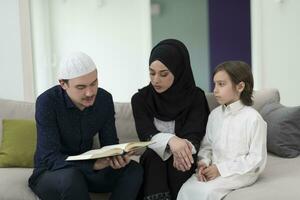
[0,119,2,148]
[261,103,300,158]
[0,119,37,167]
[0,168,38,200]
[0,99,35,148]
[225,154,300,200]
[0,168,111,200]
[114,102,139,143]
[252,89,280,112]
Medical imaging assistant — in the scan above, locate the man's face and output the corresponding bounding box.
[60,70,98,110]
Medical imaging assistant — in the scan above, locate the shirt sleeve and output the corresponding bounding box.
[197,115,213,166]
[98,94,119,147]
[216,117,267,177]
[148,133,174,160]
[179,89,209,152]
[148,134,196,161]
[131,93,160,141]
[35,95,94,171]
[186,139,197,154]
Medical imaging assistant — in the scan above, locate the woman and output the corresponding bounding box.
[131,39,209,200]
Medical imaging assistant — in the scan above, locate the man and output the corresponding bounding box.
[28,52,143,200]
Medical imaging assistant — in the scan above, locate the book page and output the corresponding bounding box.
[66,143,130,161]
[125,141,153,152]
[66,141,153,161]
[99,143,129,151]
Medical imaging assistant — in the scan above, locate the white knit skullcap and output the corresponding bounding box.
[58,51,97,79]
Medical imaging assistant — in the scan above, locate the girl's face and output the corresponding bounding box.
[149,60,174,93]
[213,70,243,105]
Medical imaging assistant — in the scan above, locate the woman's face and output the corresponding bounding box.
[149,60,174,93]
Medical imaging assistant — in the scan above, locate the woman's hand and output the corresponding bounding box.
[168,136,194,171]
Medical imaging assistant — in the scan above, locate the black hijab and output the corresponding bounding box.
[139,39,197,121]
[132,39,209,147]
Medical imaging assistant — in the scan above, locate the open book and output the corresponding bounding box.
[66,141,152,161]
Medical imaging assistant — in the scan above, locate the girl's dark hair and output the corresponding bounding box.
[213,61,254,106]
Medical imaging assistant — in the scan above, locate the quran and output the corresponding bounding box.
[66,141,152,161]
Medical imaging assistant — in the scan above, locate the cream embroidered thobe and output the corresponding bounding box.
[177,101,267,200]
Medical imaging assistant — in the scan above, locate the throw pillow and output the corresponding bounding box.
[0,119,37,167]
[261,103,300,158]
[0,118,2,148]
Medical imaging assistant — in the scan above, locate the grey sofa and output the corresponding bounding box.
[0,89,300,200]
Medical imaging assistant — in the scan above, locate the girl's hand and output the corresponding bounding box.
[168,136,194,171]
[202,164,220,181]
[196,160,208,182]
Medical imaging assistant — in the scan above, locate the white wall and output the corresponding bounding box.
[31,0,151,102]
[151,0,210,92]
[0,0,34,102]
[30,0,54,98]
[7,0,300,105]
[0,0,24,101]
[251,0,300,106]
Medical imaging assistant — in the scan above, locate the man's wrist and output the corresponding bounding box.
[93,158,109,170]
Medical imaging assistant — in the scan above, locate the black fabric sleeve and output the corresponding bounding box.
[98,93,119,147]
[35,95,94,171]
[35,95,72,170]
[177,89,210,152]
[131,93,159,141]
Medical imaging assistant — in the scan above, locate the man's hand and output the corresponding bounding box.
[93,158,110,170]
[202,164,220,181]
[169,136,194,171]
[196,160,207,182]
[93,151,133,170]
[108,151,134,169]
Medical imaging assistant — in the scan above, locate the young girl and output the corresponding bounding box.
[131,39,209,200]
[177,61,267,200]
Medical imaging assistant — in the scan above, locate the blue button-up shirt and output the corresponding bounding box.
[30,85,118,184]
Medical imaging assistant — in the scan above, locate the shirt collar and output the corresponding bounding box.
[61,88,76,109]
[222,100,244,115]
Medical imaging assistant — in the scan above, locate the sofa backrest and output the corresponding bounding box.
[0,88,280,145]
[205,88,280,112]
[113,88,280,143]
[0,99,35,146]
